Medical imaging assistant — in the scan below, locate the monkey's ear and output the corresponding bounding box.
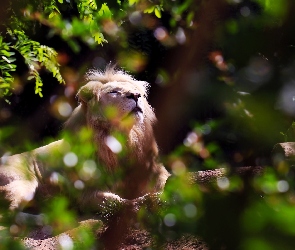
[77,81,101,103]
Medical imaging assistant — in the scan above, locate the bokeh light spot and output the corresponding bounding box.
[175,28,186,44]
[50,172,59,184]
[129,11,142,25]
[58,102,73,117]
[154,27,167,41]
[217,177,230,190]
[79,159,99,180]
[10,224,19,235]
[74,180,85,190]
[164,213,176,227]
[278,84,295,116]
[171,160,186,175]
[63,152,78,167]
[240,6,251,17]
[105,136,122,153]
[58,234,74,250]
[184,203,197,218]
[183,132,198,147]
[277,180,289,193]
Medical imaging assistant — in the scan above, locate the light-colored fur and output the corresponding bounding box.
[0,67,170,213]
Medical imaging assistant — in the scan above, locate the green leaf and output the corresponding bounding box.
[1,50,11,57]
[93,32,106,44]
[144,6,155,14]
[98,3,112,18]
[89,0,97,10]
[186,11,194,26]
[0,83,11,88]
[128,0,138,6]
[49,12,56,19]
[7,30,65,97]
[155,7,162,18]
[58,0,63,3]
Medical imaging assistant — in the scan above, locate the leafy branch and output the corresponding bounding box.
[0,0,192,98]
[144,5,163,18]
[0,37,16,98]
[3,29,65,97]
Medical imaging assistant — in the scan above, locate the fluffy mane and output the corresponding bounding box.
[86,67,150,96]
[65,67,161,199]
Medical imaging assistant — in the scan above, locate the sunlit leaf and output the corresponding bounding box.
[144,6,155,14]
[49,12,56,19]
[128,0,138,6]
[98,3,112,18]
[155,7,162,18]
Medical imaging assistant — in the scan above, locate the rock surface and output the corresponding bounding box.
[18,166,266,250]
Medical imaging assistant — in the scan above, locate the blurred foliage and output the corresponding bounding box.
[1,0,295,249]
